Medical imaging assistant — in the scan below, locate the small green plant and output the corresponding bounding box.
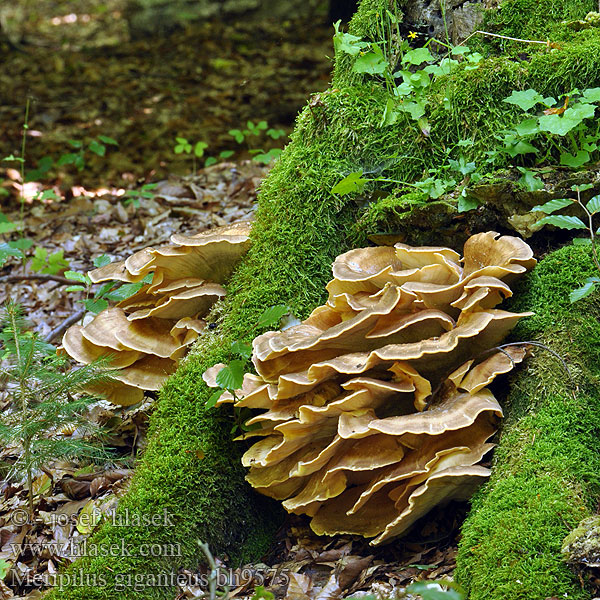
[120,182,157,208]
[530,184,600,302]
[205,304,298,435]
[27,135,119,179]
[0,302,111,518]
[64,254,153,314]
[405,580,465,600]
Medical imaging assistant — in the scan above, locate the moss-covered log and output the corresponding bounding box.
[456,245,600,599]
[47,0,600,598]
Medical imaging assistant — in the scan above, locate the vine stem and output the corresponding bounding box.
[575,189,600,274]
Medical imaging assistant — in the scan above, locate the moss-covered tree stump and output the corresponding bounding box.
[47,0,600,598]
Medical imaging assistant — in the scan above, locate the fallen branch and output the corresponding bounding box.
[0,274,73,286]
[44,308,85,343]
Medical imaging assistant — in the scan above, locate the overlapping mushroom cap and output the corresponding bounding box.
[207,232,535,544]
[60,223,251,405]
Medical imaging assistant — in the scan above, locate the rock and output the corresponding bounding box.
[562,515,600,568]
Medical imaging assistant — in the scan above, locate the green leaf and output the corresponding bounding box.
[451,45,470,56]
[175,137,188,144]
[0,559,11,580]
[0,243,24,267]
[536,215,587,230]
[560,150,590,168]
[93,254,111,268]
[228,129,245,144]
[215,359,246,391]
[582,87,600,103]
[64,271,90,284]
[194,142,208,158]
[406,581,465,600]
[56,153,79,166]
[517,167,544,191]
[398,100,427,120]
[68,139,83,149]
[503,89,544,111]
[231,340,252,359]
[83,297,109,314]
[531,198,574,214]
[205,157,217,167]
[402,47,434,65]
[88,140,106,157]
[573,237,592,246]
[104,282,144,302]
[331,171,368,195]
[353,50,387,75]
[206,389,224,408]
[570,281,597,303]
[515,118,539,137]
[332,21,369,56]
[98,135,118,146]
[458,195,479,213]
[65,285,86,292]
[9,238,32,250]
[219,150,235,159]
[586,195,600,215]
[258,305,289,328]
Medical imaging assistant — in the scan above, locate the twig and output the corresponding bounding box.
[460,29,553,48]
[0,274,73,286]
[44,308,85,343]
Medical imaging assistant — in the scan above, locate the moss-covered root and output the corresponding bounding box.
[456,245,600,600]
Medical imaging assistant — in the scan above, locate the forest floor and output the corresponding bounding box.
[0,3,463,598]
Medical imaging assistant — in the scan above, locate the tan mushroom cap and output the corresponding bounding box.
[112,355,177,390]
[126,282,226,321]
[462,232,537,279]
[349,416,497,514]
[88,259,144,284]
[84,378,145,407]
[84,307,188,358]
[61,325,141,368]
[372,465,491,544]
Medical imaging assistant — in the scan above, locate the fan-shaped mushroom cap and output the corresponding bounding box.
[126,283,226,320]
[111,355,177,390]
[81,308,185,358]
[462,232,537,280]
[85,378,144,407]
[61,325,141,368]
[450,276,513,313]
[88,259,143,284]
[372,465,491,544]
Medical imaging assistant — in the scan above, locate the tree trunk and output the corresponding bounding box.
[47,1,600,598]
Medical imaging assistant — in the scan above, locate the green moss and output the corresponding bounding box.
[455,245,600,600]
[479,0,596,52]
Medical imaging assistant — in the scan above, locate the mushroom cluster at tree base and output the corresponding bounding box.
[60,223,251,406]
[206,232,535,544]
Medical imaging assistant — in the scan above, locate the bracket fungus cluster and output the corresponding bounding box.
[60,223,251,406]
[207,232,536,544]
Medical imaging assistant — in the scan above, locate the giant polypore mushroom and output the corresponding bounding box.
[60,223,251,405]
[206,232,535,544]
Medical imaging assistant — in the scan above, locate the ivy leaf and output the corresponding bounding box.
[458,195,479,213]
[503,89,545,111]
[570,281,597,303]
[353,50,387,75]
[332,21,369,56]
[515,119,540,137]
[397,101,426,120]
[531,198,574,214]
[586,195,600,215]
[257,304,290,329]
[536,215,587,230]
[582,87,600,103]
[517,167,544,191]
[402,47,434,65]
[560,150,590,168]
[331,171,368,195]
[231,340,252,359]
[215,359,246,391]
